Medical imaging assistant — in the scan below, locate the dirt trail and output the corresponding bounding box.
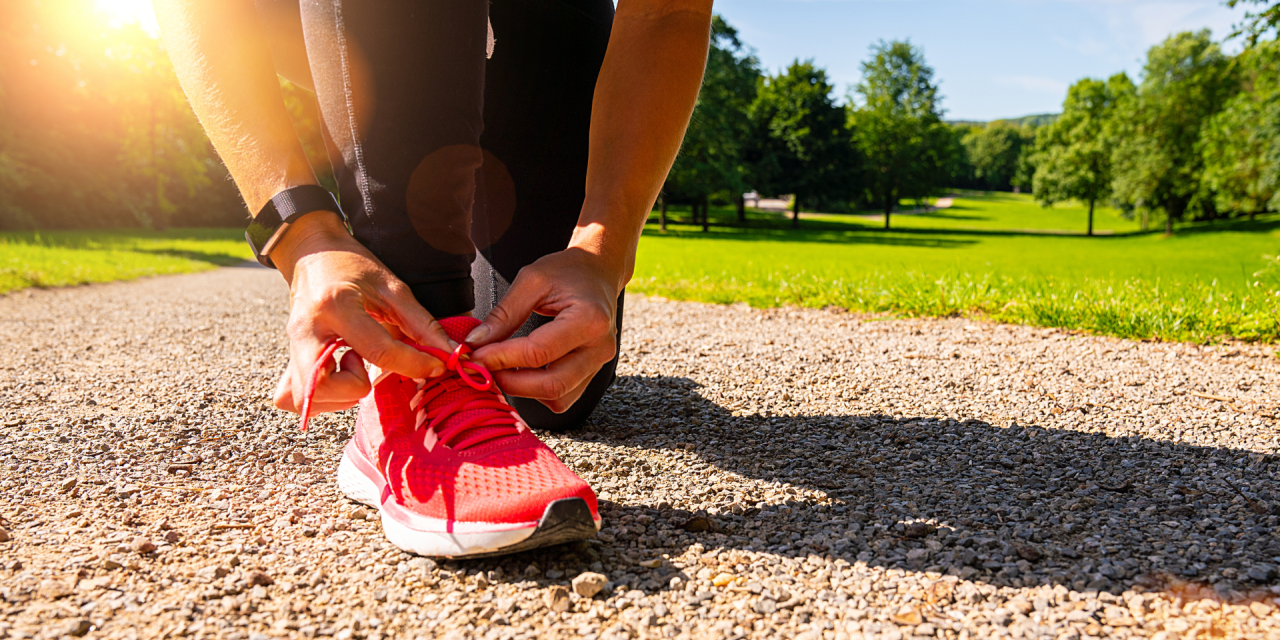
[1,266,1279,640]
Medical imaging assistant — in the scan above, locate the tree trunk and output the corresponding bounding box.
[1087,197,1095,237]
[791,196,800,229]
[883,194,893,230]
[701,195,710,233]
[1141,209,1149,232]
[659,195,667,231]
[1165,215,1173,236]
[150,90,165,231]
[736,195,745,225]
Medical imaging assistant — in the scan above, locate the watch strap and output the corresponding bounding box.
[246,185,346,268]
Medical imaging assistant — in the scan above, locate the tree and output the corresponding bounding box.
[962,121,1036,192]
[1110,30,1237,235]
[1199,38,1280,217]
[1227,0,1280,46]
[747,60,853,228]
[850,40,948,230]
[0,0,243,230]
[1032,74,1134,235]
[664,15,761,231]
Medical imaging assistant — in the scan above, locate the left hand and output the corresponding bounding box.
[464,247,620,413]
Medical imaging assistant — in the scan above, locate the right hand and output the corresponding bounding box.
[269,211,454,416]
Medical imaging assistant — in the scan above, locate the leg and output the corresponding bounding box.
[470,0,619,430]
[298,0,489,319]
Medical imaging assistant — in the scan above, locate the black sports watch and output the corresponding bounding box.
[245,185,347,268]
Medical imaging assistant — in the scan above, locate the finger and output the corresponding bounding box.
[331,305,445,379]
[274,368,296,412]
[474,303,611,371]
[464,270,546,346]
[505,371,595,414]
[275,350,371,414]
[491,343,612,402]
[380,283,455,352]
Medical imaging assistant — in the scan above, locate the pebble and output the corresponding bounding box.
[36,579,73,600]
[572,572,608,598]
[545,585,571,613]
[130,537,156,554]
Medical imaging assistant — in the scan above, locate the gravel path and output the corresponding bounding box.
[2,266,1279,640]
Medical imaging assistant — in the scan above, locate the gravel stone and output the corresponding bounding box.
[2,267,1280,639]
[572,571,608,597]
[129,536,156,554]
[545,585,571,612]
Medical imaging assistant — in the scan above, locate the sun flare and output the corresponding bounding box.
[95,0,160,36]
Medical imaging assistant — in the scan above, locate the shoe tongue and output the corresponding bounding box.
[422,316,517,450]
[438,316,482,344]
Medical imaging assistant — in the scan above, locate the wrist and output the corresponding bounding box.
[269,210,353,281]
[567,222,635,294]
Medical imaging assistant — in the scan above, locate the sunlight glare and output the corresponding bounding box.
[95,0,160,37]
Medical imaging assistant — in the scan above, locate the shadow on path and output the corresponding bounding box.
[446,375,1280,604]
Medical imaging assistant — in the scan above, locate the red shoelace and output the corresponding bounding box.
[298,340,522,450]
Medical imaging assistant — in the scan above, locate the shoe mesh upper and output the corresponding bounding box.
[360,316,596,525]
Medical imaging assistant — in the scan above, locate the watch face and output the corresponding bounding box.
[246,200,283,267]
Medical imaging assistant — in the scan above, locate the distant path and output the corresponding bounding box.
[1,267,1278,639]
[751,196,954,218]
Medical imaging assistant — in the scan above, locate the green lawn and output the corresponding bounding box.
[0,229,254,295]
[637,194,1280,343]
[3,195,1278,343]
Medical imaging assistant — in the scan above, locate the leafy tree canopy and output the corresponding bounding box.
[963,122,1035,192]
[850,40,951,226]
[0,0,243,230]
[1033,74,1134,234]
[747,59,853,225]
[665,15,762,206]
[1199,38,1280,214]
[1227,0,1280,46]
[1109,30,1238,233]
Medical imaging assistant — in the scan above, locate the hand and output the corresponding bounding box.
[270,211,454,415]
[466,247,621,413]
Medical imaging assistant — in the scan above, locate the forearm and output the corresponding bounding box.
[571,0,713,291]
[153,0,316,215]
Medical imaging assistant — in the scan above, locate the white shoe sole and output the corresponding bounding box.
[336,440,601,558]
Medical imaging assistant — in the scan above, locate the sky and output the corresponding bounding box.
[98,0,1250,122]
[715,0,1250,121]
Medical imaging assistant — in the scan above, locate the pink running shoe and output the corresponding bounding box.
[300,317,600,557]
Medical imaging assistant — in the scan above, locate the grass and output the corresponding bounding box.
[0,229,254,295]
[636,193,1280,343]
[3,194,1277,343]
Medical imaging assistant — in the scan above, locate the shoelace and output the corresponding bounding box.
[298,339,523,451]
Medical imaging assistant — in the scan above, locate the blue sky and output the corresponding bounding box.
[105,0,1247,122]
[714,0,1249,121]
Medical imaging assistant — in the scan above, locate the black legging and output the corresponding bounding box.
[277,0,622,429]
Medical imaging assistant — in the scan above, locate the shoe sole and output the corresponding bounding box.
[336,440,600,558]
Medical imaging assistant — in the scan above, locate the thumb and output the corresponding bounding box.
[465,272,545,347]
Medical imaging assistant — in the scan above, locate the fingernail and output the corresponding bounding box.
[428,365,444,378]
[465,325,490,344]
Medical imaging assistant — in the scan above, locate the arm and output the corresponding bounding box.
[468,0,713,411]
[153,0,452,414]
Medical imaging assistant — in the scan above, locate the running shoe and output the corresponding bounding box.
[299,316,600,557]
